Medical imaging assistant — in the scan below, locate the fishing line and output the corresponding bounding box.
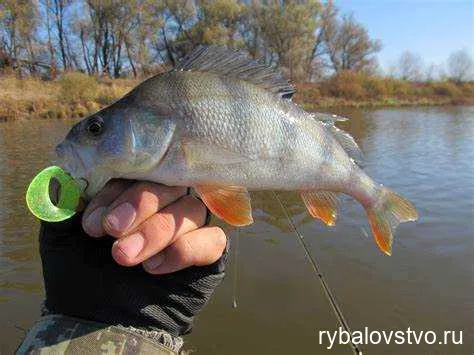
[231,227,240,309]
[273,192,361,354]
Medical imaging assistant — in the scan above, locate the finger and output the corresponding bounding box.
[82,179,132,237]
[143,226,227,275]
[103,182,187,238]
[111,195,207,266]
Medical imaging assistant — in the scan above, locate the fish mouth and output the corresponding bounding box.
[56,141,90,192]
[69,143,88,177]
[55,141,110,199]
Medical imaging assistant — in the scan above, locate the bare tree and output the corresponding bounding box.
[397,50,423,81]
[0,0,42,73]
[40,0,57,73]
[424,62,442,82]
[1,0,393,81]
[196,0,246,47]
[52,0,70,70]
[447,49,473,83]
[249,0,321,81]
[321,4,381,73]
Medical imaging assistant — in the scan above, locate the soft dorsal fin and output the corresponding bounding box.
[325,124,364,165]
[312,112,348,124]
[307,111,363,165]
[174,46,296,98]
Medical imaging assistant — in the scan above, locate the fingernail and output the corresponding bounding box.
[104,202,136,234]
[116,233,144,259]
[83,207,106,237]
[144,253,165,271]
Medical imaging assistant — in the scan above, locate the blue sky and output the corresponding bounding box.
[335,0,474,71]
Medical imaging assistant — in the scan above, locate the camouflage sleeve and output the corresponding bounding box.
[15,314,183,355]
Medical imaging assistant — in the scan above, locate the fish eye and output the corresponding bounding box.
[86,116,104,136]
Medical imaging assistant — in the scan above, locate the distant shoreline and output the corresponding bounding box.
[296,96,468,110]
[293,79,474,110]
[0,73,472,121]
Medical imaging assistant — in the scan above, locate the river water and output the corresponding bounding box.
[0,107,472,354]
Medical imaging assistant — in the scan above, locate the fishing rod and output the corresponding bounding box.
[273,192,362,355]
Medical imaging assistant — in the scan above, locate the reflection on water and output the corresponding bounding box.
[0,119,74,353]
[252,191,313,232]
[1,107,473,354]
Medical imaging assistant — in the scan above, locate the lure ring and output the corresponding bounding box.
[26,166,80,222]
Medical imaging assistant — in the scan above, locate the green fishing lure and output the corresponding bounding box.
[26,166,81,222]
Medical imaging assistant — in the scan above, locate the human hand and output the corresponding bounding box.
[81,180,227,274]
[40,180,228,336]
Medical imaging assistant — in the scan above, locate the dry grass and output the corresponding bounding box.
[294,71,474,110]
[0,72,136,120]
[0,71,473,121]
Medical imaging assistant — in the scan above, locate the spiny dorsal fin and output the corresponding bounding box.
[174,46,295,98]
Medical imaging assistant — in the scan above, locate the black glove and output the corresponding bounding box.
[39,213,228,336]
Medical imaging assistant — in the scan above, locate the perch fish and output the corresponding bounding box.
[56,46,418,255]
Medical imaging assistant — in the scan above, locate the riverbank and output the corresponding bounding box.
[0,72,473,121]
[294,71,474,109]
[0,73,136,121]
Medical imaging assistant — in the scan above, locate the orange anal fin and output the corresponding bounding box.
[195,185,253,227]
[300,190,338,226]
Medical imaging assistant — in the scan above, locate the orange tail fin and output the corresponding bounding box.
[366,187,418,255]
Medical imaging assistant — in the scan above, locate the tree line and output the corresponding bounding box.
[0,0,472,83]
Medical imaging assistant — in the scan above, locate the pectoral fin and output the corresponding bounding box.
[195,185,253,226]
[182,140,250,166]
[300,190,339,226]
